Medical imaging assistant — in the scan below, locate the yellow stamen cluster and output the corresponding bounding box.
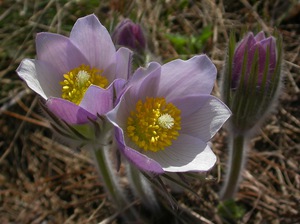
[127,97,181,152]
[60,64,108,105]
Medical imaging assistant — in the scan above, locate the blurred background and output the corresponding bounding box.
[0,0,299,223]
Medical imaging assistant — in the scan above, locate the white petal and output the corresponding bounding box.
[17,59,47,99]
[145,134,217,172]
[180,95,231,142]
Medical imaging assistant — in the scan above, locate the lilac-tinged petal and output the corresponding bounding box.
[79,85,113,115]
[145,134,216,172]
[36,33,89,74]
[80,79,126,115]
[106,88,137,132]
[111,123,164,174]
[46,98,96,124]
[121,145,164,174]
[17,59,62,99]
[115,47,133,80]
[171,94,211,116]
[133,64,161,101]
[129,62,161,87]
[175,95,231,142]
[118,62,161,105]
[70,14,116,71]
[159,55,217,100]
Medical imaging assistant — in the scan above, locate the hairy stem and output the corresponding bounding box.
[220,134,247,200]
[127,162,158,211]
[88,119,138,221]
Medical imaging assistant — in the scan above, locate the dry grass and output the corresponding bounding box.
[0,0,299,223]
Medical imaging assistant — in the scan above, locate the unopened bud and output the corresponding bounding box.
[221,31,283,134]
[112,19,146,53]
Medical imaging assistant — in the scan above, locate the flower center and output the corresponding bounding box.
[127,97,181,152]
[158,114,174,129]
[60,64,108,105]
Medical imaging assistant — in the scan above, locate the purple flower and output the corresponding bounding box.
[106,55,231,174]
[112,19,146,53]
[17,14,132,124]
[232,31,277,89]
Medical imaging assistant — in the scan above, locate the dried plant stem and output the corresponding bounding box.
[220,134,247,200]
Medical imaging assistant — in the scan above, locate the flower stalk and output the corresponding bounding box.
[220,134,247,200]
[88,119,139,221]
[93,145,125,205]
[126,163,159,211]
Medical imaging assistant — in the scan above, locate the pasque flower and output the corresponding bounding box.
[16,15,142,220]
[220,31,283,200]
[112,19,146,53]
[17,14,132,125]
[107,55,231,174]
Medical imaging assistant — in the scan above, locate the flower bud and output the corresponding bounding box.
[112,19,146,53]
[221,31,283,134]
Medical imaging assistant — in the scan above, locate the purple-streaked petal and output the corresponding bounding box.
[232,33,256,84]
[254,31,266,41]
[234,33,255,61]
[46,98,96,124]
[79,85,113,115]
[259,37,272,51]
[70,14,116,71]
[112,123,164,174]
[36,33,89,75]
[159,55,217,100]
[115,47,133,80]
[145,134,216,172]
[17,59,62,99]
[173,95,231,142]
[248,42,266,77]
[260,37,277,69]
[112,19,146,52]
